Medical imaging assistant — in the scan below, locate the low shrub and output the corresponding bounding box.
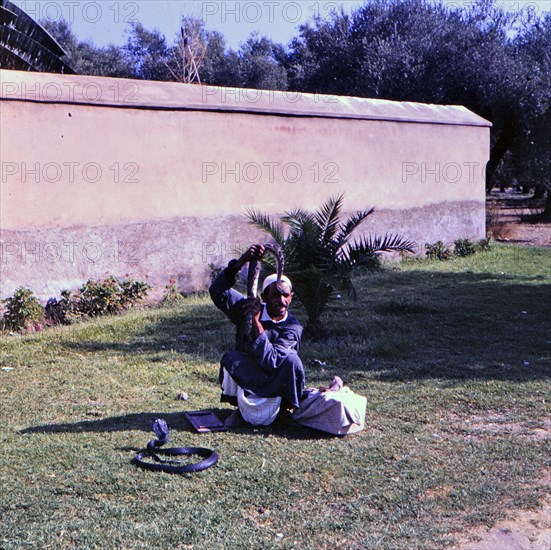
[453,238,477,257]
[425,241,451,260]
[5,277,150,331]
[45,290,82,325]
[45,276,151,324]
[119,278,151,308]
[426,239,491,261]
[2,287,44,331]
[159,279,185,306]
[77,277,124,316]
[76,276,150,316]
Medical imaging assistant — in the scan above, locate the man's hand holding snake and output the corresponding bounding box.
[242,297,263,338]
[230,244,265,275]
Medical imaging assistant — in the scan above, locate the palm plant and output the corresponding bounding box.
[247,194,416,340]
[0,0,74,73]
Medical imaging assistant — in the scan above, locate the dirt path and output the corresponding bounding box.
[487,190,550,247]
[457,476,550,549]
[498,222,551,247]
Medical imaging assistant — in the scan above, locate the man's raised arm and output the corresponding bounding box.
[209,244,265,324]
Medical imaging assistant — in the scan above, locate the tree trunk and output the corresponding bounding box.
[486,117,519,193]
[541,189,551,220]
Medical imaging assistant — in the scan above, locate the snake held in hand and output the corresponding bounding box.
[240,243,285,347]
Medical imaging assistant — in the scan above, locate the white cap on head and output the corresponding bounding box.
[262,274,292,293]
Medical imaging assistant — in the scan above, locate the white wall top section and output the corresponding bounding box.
[0,69,491,127]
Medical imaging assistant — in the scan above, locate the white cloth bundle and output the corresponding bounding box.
[237,387,282,426]
[292,387,367,435]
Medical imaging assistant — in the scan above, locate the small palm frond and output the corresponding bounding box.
[0,0,74,73]
[245,209,284,245]
[313,194,344,243]
[285,217,324,267]
[358,234,417,254]
[338,233,417,270]
[282,208,314,236]
[334,207,376,249]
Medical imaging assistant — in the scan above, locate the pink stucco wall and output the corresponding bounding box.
[0,69,490,299]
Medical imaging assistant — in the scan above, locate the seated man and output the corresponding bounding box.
[209,244,305,426]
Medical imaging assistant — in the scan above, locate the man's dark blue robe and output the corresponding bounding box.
[209,263,305,408]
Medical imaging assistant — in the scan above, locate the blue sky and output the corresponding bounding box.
[13,0,551,50]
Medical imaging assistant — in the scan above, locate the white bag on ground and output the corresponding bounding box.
[237,387,282,426]
[292,387,367,435]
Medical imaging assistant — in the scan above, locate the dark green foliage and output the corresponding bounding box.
[0,0,73,73]
[75,276,150,317]
[453,239,476,257]
[226,34,288,90]
[77,277,126,316]
[1,287,44,331]
[41,18,136,78]
[504,102,551,215]
[247,194,416,339]
[125,22,172,81]
[120,278,150,304]
[425,241,451,261]
[45,290,81,325]
[426,238,491,260]
[44,276,151,323]
[7,277,151,330]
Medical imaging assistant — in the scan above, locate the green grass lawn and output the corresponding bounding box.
[1,244,550,549]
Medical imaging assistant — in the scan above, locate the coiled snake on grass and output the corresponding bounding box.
[239,243,285,348]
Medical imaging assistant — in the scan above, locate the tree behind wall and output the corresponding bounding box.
[286,0,551,193]
[41,18,136,78]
